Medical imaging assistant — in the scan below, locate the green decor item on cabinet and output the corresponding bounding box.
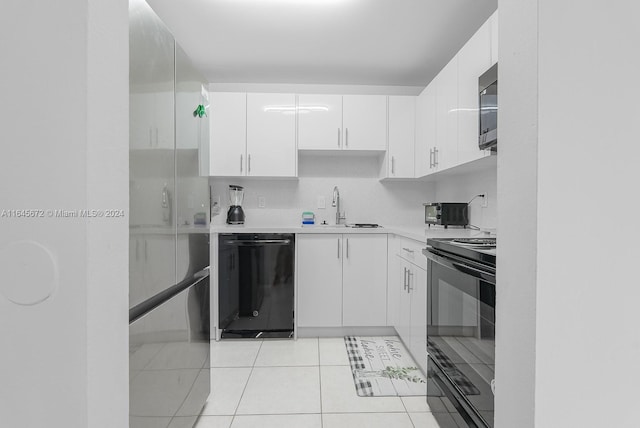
[193,104,207,118]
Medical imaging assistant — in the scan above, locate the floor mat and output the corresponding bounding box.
[344,336,426,397]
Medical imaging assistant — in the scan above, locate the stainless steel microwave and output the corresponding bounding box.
[423,202,469,228]
[479,63,498,150]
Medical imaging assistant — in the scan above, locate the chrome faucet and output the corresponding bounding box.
[332,186,346,225]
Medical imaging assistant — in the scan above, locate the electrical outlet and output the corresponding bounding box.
[211,195,221,215]
[317,196,326,209]
[481,192,489,208]
[258,196,266,208]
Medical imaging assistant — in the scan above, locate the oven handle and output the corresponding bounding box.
[424,249,496,285]
[223,239,291,246]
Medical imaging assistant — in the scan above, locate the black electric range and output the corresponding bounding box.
[422,237,497,428]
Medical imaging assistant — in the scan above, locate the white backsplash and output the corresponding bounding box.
[434,166,497,231]
[210,155,497,231]
[210,155,435,228]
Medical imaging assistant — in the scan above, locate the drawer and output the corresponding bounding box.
[396,237,427,271]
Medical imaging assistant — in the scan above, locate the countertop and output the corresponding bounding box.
[210,224,487,243]
[130,224,210,235]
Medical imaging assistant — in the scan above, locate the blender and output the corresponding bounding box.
[226,185,245,225]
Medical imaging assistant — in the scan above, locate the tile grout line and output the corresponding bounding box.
[318,337,324,428]
[398,394,416,428]
[229,340,264,427]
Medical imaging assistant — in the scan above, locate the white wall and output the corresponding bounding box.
[498,1,640,427]
[495,2,538,426]
[210,155,435,228]
[434,166,497,231]
[0,1,129,427]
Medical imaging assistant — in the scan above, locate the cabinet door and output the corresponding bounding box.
[129,92,153,149]
[210,92,246,176]
[457,19,492,166]
[415,84,437,177]
[396,258,412,345]
[246,93,297,177]
[387,96,416,178]
[297,234,343,327]
[386,235,401,327]
[342,234,387,326]
[408,265,427,374]
[199,88,210,176]
[155,90,175,149]
[342,95,387,151]
[435,57,458,171]
[298,94,343,150]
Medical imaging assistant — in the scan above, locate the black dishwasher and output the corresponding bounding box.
[218,233,295,339]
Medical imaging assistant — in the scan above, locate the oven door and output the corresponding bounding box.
[425,249,496,428]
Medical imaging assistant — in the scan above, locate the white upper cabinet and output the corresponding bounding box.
[435,57,458,171]
[210,92,247,176]
[457,19,492,166]
[386,96,416,178]
[414,12,496,178]
[342,95,388,151]
[297,94,343,150]
[246,93,297,177]
[415,84,436,177]
[490,11,499,65]
[130,90,175,150]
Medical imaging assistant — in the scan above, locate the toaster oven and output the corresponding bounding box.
[423,203,469,228]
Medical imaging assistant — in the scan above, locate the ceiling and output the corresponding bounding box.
[146,0,497,87]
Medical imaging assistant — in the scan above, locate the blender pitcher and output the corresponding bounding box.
[226,185,245,225]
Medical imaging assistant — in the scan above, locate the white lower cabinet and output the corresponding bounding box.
[342,235,388,326]
[296,234,343,327]
[296,234,388,328]
[395,254,428,374]
[408,265,427,373]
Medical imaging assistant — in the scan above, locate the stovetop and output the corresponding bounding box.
[426,237,496,267]
[451,237,496,248]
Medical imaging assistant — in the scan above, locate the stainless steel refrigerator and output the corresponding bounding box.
[128,1,211,427]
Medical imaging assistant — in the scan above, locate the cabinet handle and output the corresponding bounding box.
[155,127,159,147]
[403,267,408,290]
[434,148,439,167]
[338,128,341,147]
[408,270,414,292]
[391,156,395,175]
[248,154,251,174]
[337,238,340,258]
[429,148,434,168]
[346,238,349,259]
[402,247,414,254]
[240,154,243,173]
[345,128,349,147]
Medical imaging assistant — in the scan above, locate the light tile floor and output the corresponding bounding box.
[195,337,443,428]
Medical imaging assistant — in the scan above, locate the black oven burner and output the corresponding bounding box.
[451,238,496,248]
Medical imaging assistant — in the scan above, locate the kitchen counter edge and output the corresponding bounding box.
[210,225,481,243]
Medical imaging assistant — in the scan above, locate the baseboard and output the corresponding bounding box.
[296,326,397,338]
